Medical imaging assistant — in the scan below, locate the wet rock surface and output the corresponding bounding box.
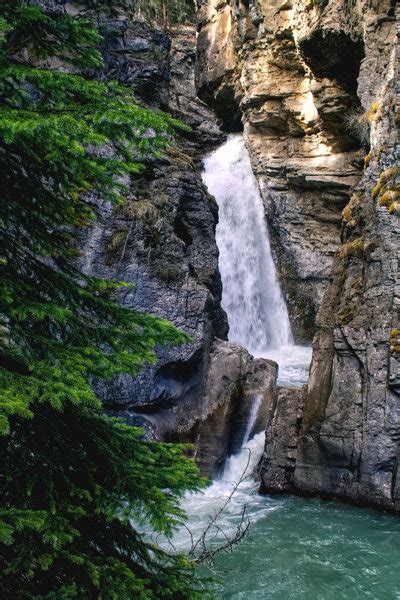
[258,387,306,494]
[192,340,277,477]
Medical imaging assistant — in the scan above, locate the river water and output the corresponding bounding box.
[170,134,400,598]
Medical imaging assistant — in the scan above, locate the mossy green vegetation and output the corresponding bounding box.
[364,101,380,123]
[364,151,372,168]
[390,329,400,354]
[372,167,400,215]
[339,238,364,261]
[0,2,213,597]
[337,305,355,325]
[337,276,363,326]
[342,191,364,227]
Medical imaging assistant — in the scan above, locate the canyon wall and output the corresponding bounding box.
[88,3,280,476]
[196,0,390,341]
[30,0,278,476]
[194,0,399,509]
[270,0,399,510]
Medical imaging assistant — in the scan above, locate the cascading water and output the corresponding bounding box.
[168,133,311,552]
[164,135,400,599]
[202,134,292,353]
[242,393,263,446]
[202,134,311,389]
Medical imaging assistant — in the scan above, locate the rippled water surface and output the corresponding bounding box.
[172,431,400,599]
[196,133,400,599]
[213,496,400,599]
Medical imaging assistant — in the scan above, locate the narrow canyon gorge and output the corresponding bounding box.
[196,0,399,512]
[3,1,399,596]
[71,0,399,513]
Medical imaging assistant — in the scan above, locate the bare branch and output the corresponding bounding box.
[182,447,254,566]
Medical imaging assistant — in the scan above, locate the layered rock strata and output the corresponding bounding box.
[196,0,370,340]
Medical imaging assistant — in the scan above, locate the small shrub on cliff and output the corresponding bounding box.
[390,329,400,354]
[343,106,370,147]
[344,101,383,148]
[0,2,211,598]
[342,191,364,228]
[372,167,400,215]
[339,238,364,261]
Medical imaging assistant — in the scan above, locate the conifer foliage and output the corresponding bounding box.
[0,2,211,597]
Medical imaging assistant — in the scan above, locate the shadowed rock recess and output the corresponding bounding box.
[195,0,399,509]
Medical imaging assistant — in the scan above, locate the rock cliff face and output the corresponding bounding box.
[192,0,400,510]
[32,0,277,476]
[291,44,399,510]
[197,0,374,340]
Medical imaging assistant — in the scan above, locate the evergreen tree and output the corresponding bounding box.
[0,2,212,597]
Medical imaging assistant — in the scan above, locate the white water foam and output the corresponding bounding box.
[242,393,263,445]
[171,433,280,553]
[167,135,312,553]
[203,134,292,353]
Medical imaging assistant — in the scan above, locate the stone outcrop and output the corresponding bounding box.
[187,340,277,477]
[168,24,226,154]
[258,387,306,494]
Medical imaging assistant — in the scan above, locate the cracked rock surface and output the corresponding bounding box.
[30,0,277,475]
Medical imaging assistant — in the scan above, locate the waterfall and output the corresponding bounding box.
[242,393,263,446]
[161,135,312,555]
[202,134,292,353]
[202,134,312,390]
[170,433,274,553]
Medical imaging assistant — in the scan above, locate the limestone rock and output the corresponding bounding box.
[168,25,225,153]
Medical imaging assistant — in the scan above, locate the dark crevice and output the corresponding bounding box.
[148,349,204,408]
[0,355,30,376]
[299,31,364,95]
[174,214,193,248]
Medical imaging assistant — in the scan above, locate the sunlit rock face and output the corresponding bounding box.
[196,0,399,510]
[293,0,399,510]
[196,0,370,341]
